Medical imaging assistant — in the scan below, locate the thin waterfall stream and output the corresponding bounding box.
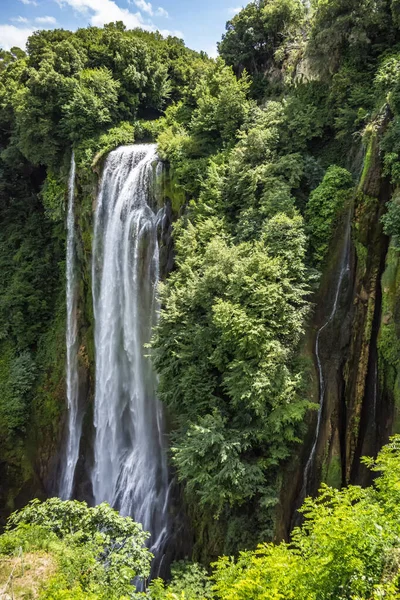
[301,215,352,498]
[91,144,169,561]
[60,152,82,500]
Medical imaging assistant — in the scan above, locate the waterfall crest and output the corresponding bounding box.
[60,152,82,500]
[91,144,169,557]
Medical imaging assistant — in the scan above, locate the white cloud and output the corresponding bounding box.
[20,0,38,5]
[35,15,57,24]
[155,6,168,18]
[228,7,242,15]
[132,0,168,18]
[133,0,153,14]
[57,0,176,35]
[159,28,183,39]
[56,0,145,29]
[0,24,34,49]
[11,16,29,23]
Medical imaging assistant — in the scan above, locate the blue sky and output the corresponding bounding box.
[0,0,243,56]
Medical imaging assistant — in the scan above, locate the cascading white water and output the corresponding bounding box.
[91,144,169,557]
[60,152,82,500]
[302,215,352,497]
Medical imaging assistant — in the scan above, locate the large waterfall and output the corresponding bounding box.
[91,144,169,558]
[60,152,82,500]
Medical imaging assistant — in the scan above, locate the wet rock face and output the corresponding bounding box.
[278,124,395,538]
[344,183,390,486]
[308,170,390,489]
[277,210,356,536]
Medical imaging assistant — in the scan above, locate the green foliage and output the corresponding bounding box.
[382,193,400,243]
[153,206,310,520]
[5,437,400,600]
[373,52,400,186]
[375,53,400,101]
[0,349,36,434]
[0,163,63,348]
[0,153,64,508]
[218,0,305,97]
[212,437,400,600]
[0,25,208,168]
[158,60,250,165]
[75,121,135,175]
[328,66,374,139]
[41,170,67,222]
[2,0,400,570]
[153,25,344,546]
[40,580,100,600]
[189,60,250,149]
[382,118,400,185]
[0,523,57,555]
[377,243,400,413]
[157,62,251,205]
[150,0,400,546]
[306,165,354,266]
[149,562,213,600]
[141,439,400,600]
[307,0,400,75]
[2,498,152,598]
[61,67,120,142]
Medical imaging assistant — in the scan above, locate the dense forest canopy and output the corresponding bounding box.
[1,0,400,596]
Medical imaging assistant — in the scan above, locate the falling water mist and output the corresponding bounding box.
[59,152,82,500]
[91,144,169,564]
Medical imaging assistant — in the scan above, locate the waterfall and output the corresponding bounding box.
[91,144,169,559]
[59,152,82,500]
[302,215,352,497]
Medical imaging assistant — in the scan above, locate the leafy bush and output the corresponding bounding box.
[7,498,151,570]
[0,523,57,555]
[74,121,135,175]
[149,562,213,600]
[306,165,354,266]
[382,193,400,243]
[2,498,152,598]
[213,437,400,600]
[0,349,36,433]
[307,0,398,75]
[41,171,67,223]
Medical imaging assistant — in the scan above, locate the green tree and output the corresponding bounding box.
[218,0,305,96]
[61,68,120,141]
[153,209,310,515]
[307,0,398,75]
